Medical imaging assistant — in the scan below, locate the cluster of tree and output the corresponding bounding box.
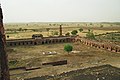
[79,28,83,32]
[71,30,78,35]
[86,29,96,40]
[64,28,84,36]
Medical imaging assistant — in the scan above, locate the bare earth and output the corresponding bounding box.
[7,42,120,80]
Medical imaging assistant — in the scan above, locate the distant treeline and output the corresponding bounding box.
[100,22,120,25]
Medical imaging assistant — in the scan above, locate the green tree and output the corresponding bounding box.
[90,23,92,25]
[64,44,73,54]
[88,29,91,32]
[65,32,70,36]
[18,28,23,31]
[79,28,83,32]
[100,25,103,28]
[71,30,78,35]
[86,32,96,40]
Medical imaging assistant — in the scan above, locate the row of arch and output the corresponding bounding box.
[77,38,120,53]
[6,38,75,47]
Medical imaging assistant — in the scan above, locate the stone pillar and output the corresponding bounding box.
[59,25,62,36]
[0,5,10,80]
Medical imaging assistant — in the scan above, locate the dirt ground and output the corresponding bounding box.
[7,41,120,80]
[26,65,120,80]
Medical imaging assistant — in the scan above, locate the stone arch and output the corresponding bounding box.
[92,43,95,47]
[52,39,55,43]
[94,44,97,48]
[26,42,29,45]
[115,48,118,52]
[56,39,58,43]
[30,41,33,45]
[102,45,104,48]
[42,41,44,44]
[59,39,62,43]
[18,42,21,45]
[22,42,25,45]
[67,38,71,42]
[45,40,48,44]
[55,39,58,43]
[34,42,37,45]
[14,42,16,46]
[10,43,13,46]
[106,46,109,49]
[70,39,72,42]
[63,39,65,43]
[110,47,113,51]
[96,44,100,48]
[87,42,89,45]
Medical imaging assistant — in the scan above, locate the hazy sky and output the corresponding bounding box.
[1,0,120,23]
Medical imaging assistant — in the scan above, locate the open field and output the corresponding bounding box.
[5,22,120,39]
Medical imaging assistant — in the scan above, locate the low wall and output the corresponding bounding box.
[42,60,67,66]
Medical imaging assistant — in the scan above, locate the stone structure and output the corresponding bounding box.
[42,60,67,66]
[76,36,120,53]
[6,36,76,47]
[59,25,62,36]
[32,34,43,39]
[6,35,120,53]
[0,5,10,80]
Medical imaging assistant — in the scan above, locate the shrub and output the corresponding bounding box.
[64,44,73,54]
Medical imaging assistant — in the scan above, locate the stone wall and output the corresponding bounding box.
[76,36,120,53]
[6,36,76,47]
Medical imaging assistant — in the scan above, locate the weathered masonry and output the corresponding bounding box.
[6,36,76,47]
[76,37,120,53]
[0,5,10,80]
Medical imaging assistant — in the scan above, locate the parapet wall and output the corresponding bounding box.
[75,36,120,53]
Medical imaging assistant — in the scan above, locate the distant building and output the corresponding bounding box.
[32,34,43,39]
